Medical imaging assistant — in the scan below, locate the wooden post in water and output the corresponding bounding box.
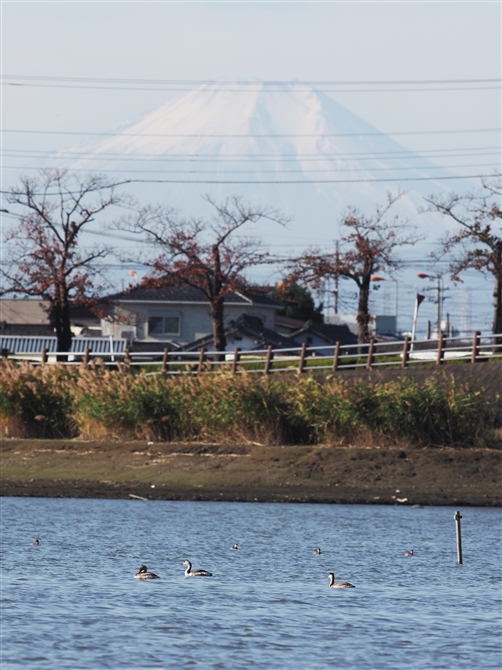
[436,333,445,365]
[401,336,410,368]
[366,338,375,370]
[231,347,240,374]
[264,345,273,375]
[162,347,169,373]
[298,343,307,375]
[332,341,340,373]
[471,331,480,364]
[197,347,206,375]
[453,510,463,564]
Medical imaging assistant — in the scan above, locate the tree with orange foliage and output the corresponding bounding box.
[292,193,420,343]
[1,169,130,351]
[125,196,286,353]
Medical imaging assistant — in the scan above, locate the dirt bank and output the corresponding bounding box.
[1,439,500,506]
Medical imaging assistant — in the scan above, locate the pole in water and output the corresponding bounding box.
[454,511,463,564]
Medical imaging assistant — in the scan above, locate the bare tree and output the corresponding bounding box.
[122,196,286,353]
[424,174,502,334]
[292,193,420,343]
[2,169,131,351]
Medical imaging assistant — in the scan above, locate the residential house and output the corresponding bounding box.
[180,314,303,353]
[101,285,283,346]
[0,299,101,337]
[289,320,358,354]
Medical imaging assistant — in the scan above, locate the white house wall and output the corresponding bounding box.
[102,302,277,344]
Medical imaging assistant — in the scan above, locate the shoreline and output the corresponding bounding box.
[1,438,501,506]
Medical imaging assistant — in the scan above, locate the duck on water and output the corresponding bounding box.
[134,565,160,580]
[181,560,212,577]
[328,572,355,588]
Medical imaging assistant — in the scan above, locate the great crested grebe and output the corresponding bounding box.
[230,544,238,550]
[404,549,414,556]
[313,547,321,555]
[31,539,40,546]
[134,565,160,580]
[181,560,212,577]
[328,572,355,588]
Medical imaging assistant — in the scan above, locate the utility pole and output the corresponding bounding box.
[333,240,339,315]
[436,276,442,337]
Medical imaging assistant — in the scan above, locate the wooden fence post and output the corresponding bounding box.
[41,347,47,365]
[197,347,206,375]
[83,347,91,367]
[231,347,240,374]
[366,338,375,370]
[162,347,169,373]
[401,336,410,368]
[264,345,274,375]
[471,331,480,364]
[332,341,340,373]
[298,343,307,375]
[436,333,445,365]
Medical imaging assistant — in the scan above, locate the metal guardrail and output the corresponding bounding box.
[2,331,501,375]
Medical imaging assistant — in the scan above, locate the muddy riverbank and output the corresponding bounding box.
[1,438,500,506]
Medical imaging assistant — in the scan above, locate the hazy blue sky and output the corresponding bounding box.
[2,1,500,159]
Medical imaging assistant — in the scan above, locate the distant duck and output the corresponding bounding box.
[134,565,160,580]
[404,550,414,556]
[31,539,40,546]
[230,544,238,550]
[181,559,212,577]
[328,572,355,588]
[313,547,321,555]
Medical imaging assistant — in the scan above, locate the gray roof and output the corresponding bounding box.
[290,320,358,346]
[108,284,281,308]
[181,314,302,352]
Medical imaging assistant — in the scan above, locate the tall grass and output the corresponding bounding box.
[0,360,496,447]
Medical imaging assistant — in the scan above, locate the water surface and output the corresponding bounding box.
[1,498,501,669]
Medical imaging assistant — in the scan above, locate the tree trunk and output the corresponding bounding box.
[211,297,227,359]
[356,278,371,344]
[50,300,73,353]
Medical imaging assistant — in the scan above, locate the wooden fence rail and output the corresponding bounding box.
[2,332,501,375]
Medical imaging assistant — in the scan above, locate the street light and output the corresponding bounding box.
[417,273,444,337]
[371,275,399,318]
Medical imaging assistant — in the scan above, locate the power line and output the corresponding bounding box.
[6,144,499,158]
[3,148,499,164]
[3,127,500,139]
[1,174,494,191]
[2,163,497,177]
[4,75,500,85]
[3,82,500,93]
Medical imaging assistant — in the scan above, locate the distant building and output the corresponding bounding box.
[0,299,101,337]
[180,314,302,352]
[101,284,282,346]
[289,320,358,352]
[325,314,397,338]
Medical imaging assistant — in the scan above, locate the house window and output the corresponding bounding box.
[148,315,180,336]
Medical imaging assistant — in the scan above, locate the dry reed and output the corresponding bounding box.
[0,360,496,447]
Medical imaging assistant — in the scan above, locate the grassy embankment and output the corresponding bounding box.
[1,361,500,504]
[0,360,497,446]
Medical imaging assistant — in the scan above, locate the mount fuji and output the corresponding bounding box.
[72,83,466,249]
